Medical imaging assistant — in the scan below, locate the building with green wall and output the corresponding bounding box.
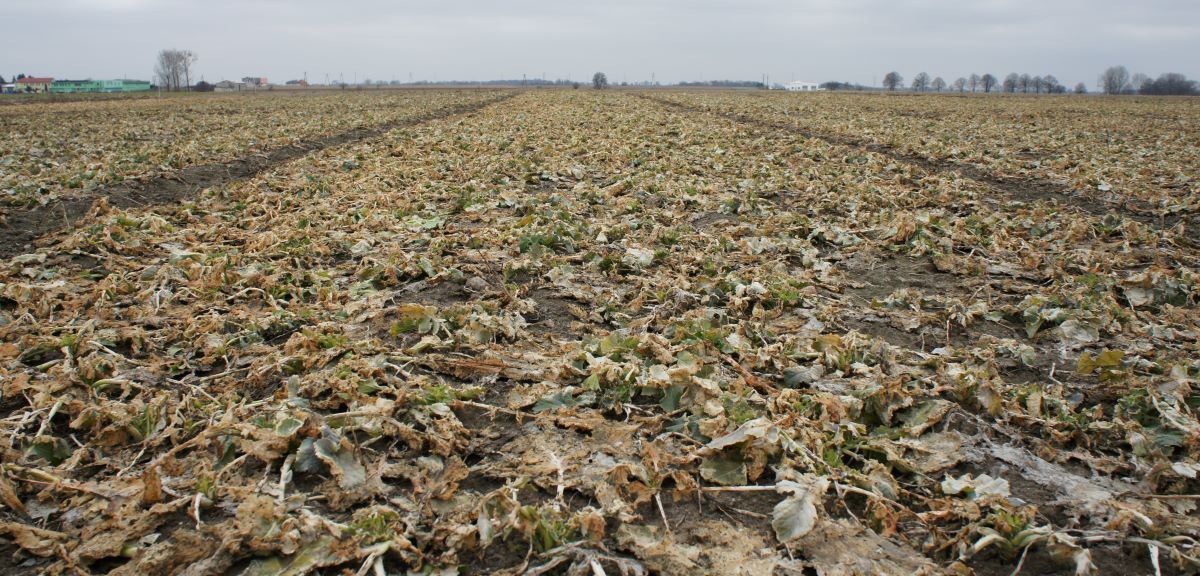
[51,79,152,93]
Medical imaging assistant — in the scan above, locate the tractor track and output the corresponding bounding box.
[635,93,1196,232]
[1,92,517,259]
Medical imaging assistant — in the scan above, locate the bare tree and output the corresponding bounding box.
[155,50,180,90]
[931,76,946,92]
[1130,73,1150,92]
[968,73,980,93]
[181,50,197,90]
[154,49,198,91]
[952,77,966,93]
[1031,75,1044,94]
[1042,75,1062,94]
[1139,73,1198,95]
[981,73,997,93]
[1074,82,1088,94]
[882,71,903,91]
[1018,73,1031,93]
[592,72,608,89]
[1002,73,1018,93]
[1099,65,1130,95]
[911,72,930,92]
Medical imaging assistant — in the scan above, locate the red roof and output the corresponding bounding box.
[16,77,53,84]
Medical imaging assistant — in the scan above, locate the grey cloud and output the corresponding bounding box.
[2,0,1197,88]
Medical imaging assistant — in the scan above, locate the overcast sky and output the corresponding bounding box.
[3,0,1197,87]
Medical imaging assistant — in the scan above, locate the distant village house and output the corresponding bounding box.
[16,77,54,93]
[241,77,268,88]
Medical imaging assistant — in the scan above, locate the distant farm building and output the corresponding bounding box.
[214,80,246,92]
[784,81,822,92]
[16,77,54,93]
[51,79,151,93]
[241,77,268,88]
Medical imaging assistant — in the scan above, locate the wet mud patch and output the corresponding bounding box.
[969,544,1172,576]
[840,254,978,303]
[397,277,475,307]
[692,211,739,230]
[524,287,588,341]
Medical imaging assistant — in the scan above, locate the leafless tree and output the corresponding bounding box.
[1074,82,1088,94]
[1042,75,1062,94]
[1099,65,1130,95]
[968,73,980,93]
[1139,73,1198,95]
[1031,75,1044,94]
[931,76,946,92]
[155,50,180,90]
[882,71,903,91]
[952,77,966,93]
[911,72,930,92]
[1130,73,1150,92]
[1018,73,1031,93]
[154,49,198,91]
[981,74,997,93]
[592,72,608,89]
[1002,73,1018,93]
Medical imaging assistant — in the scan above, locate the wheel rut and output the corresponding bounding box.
[1,92,517,259]
[635,93,1195,231]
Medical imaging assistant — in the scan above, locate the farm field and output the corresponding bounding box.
[1,89,1198,575]
[0,90,504,207]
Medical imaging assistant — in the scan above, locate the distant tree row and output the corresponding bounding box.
[820,81,869,91]
[1000,73,1066,93]
[880,67,1196,96]
[886,71,1062,93]
[1098,66,1197,95]
[676,80,765,88]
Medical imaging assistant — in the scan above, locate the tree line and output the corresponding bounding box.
[881,71,1068,94]
[875,67,1196,96]
[1098,66,1197,95]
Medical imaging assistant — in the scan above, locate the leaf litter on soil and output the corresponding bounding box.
[1,88,1198,575]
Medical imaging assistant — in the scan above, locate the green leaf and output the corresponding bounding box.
[239,536,344,576]
[699,456,747,486]
[533,390,578,413]
[660,385,685,411]
[312,430,366,489]
[28,437,73,465]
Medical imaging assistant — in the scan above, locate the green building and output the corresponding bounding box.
[51,79,152,93]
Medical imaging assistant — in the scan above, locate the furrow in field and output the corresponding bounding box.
[636,92,1195,231]
[0,92,516,259]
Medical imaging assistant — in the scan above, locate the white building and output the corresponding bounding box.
[213,80,246,92]
[784,81,822,92]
